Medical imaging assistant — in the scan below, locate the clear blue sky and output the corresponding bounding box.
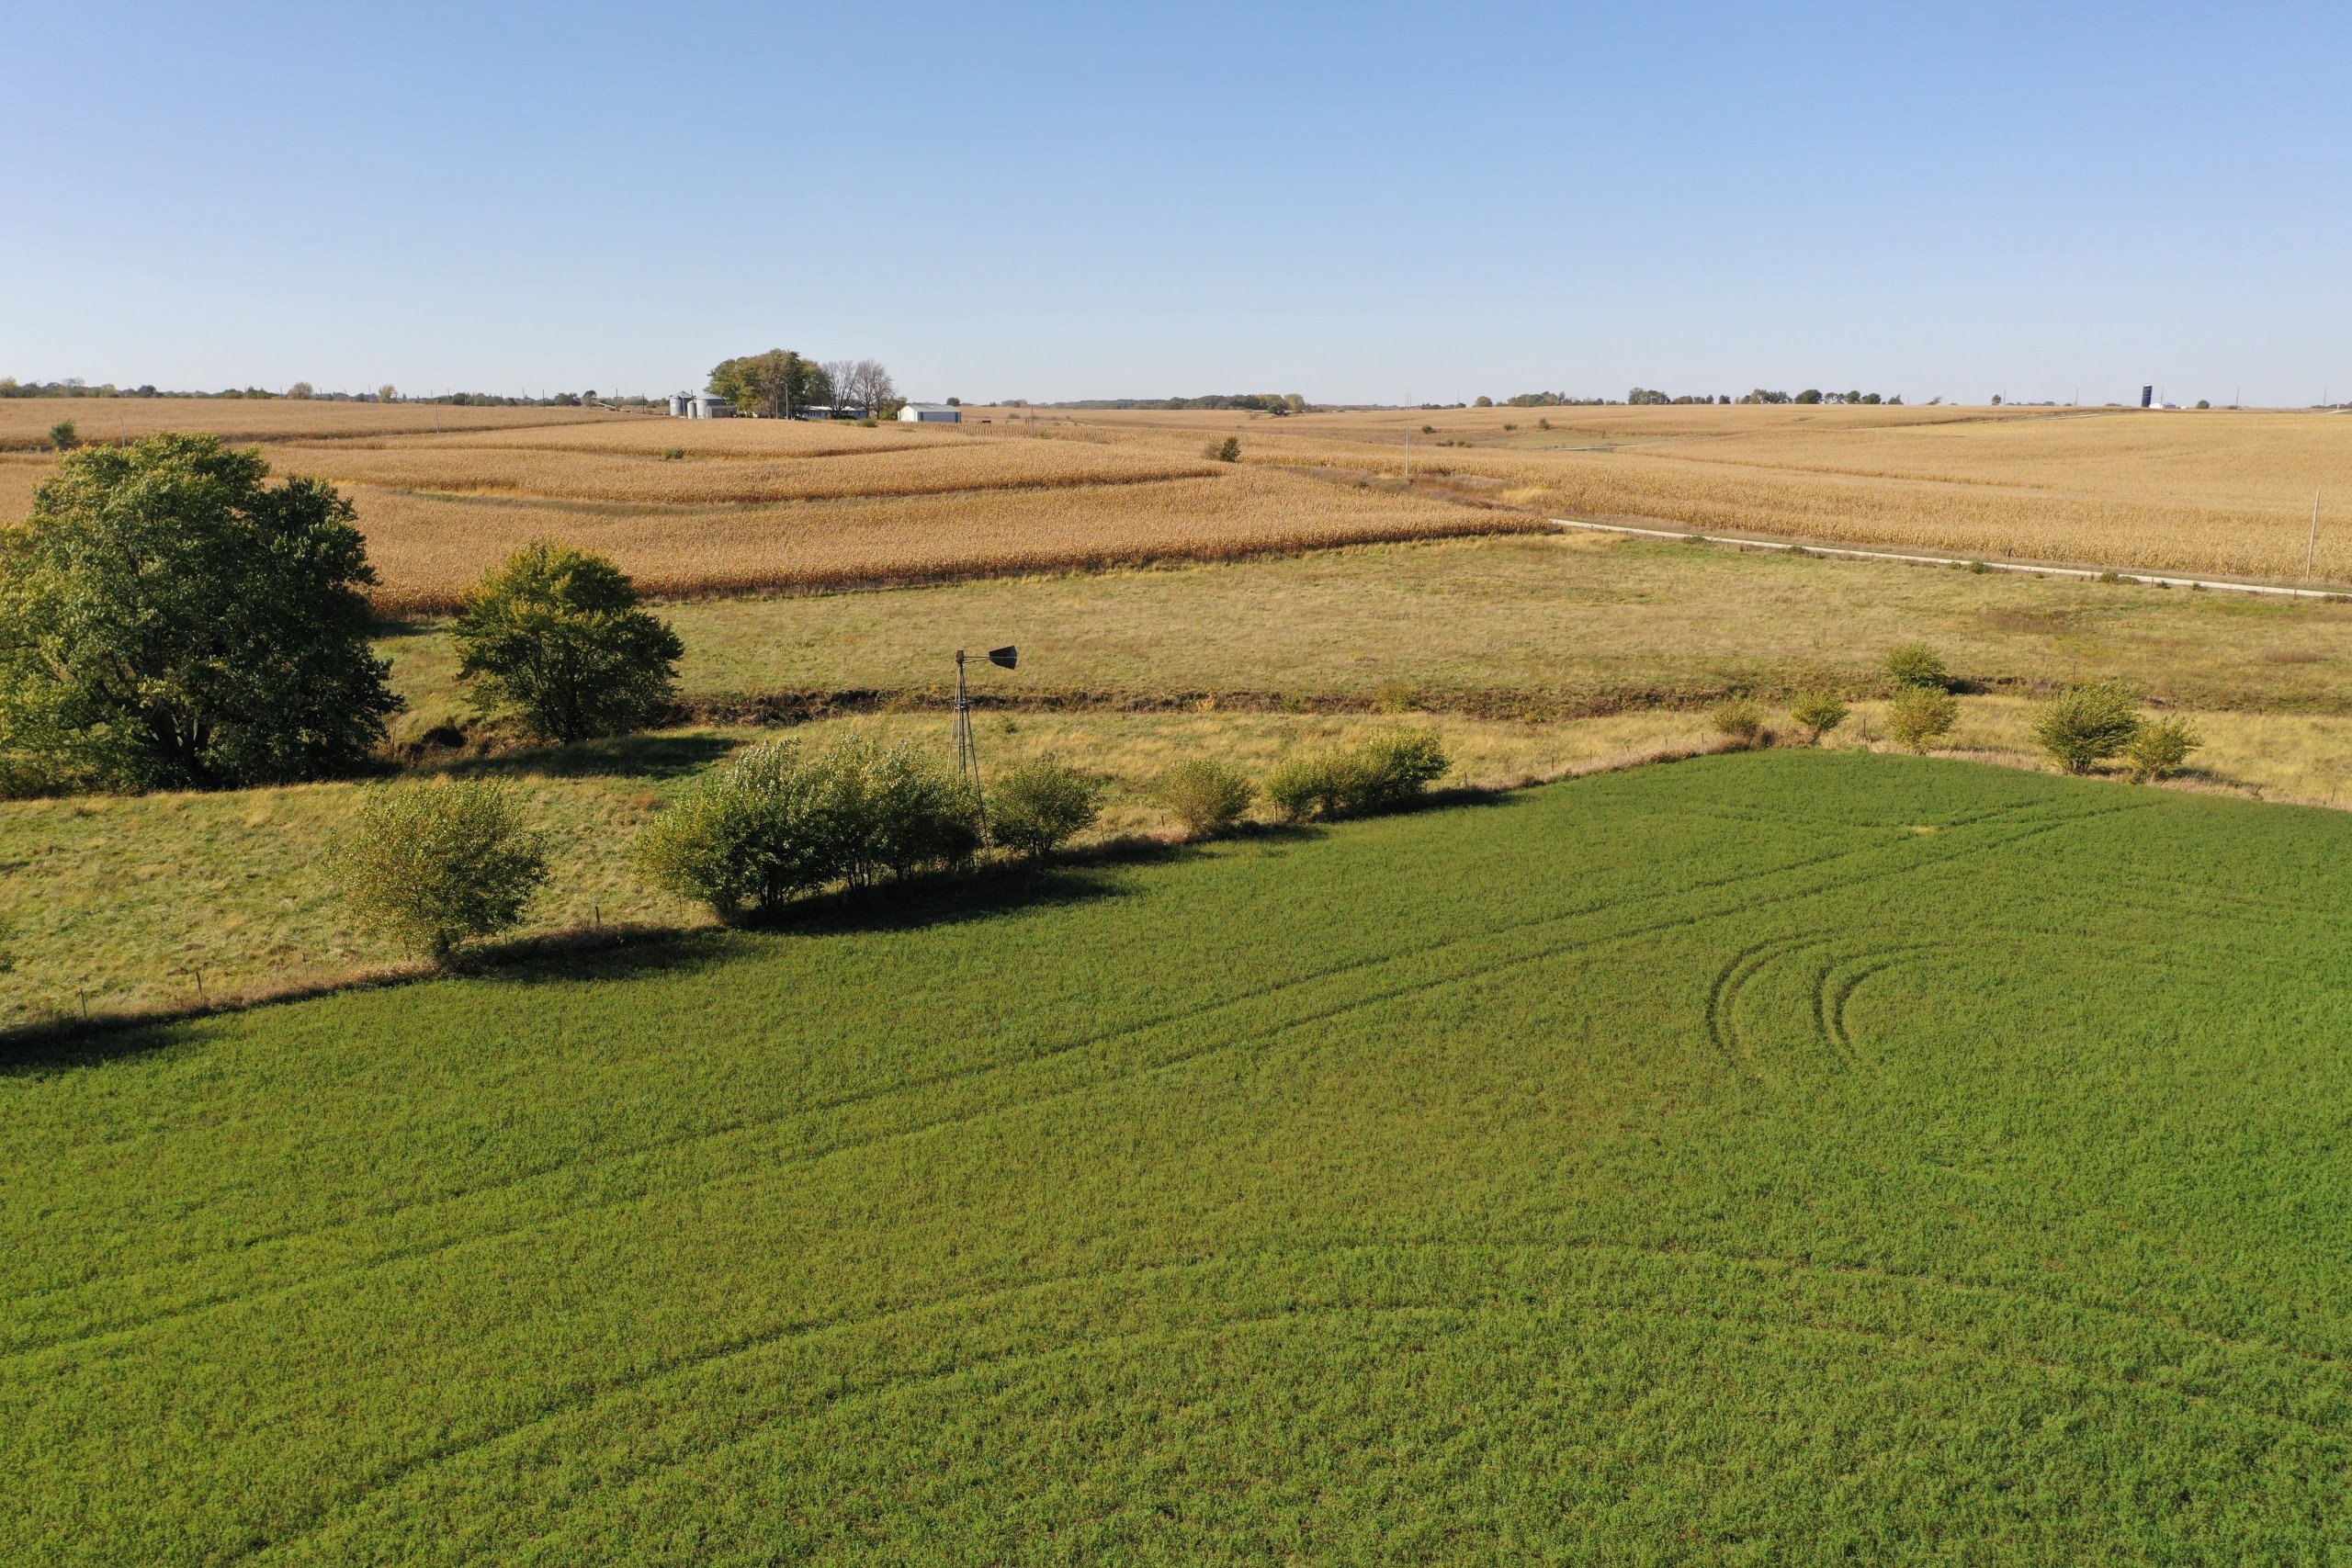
[3,2,2345,406]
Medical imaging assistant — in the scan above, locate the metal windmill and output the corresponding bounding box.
[952,645,1019,790]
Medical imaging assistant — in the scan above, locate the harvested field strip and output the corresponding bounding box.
[0,457,46,517]
[13,399,2348,592]
[351,467,1527,614]
[1549,515,2349,600]
[271,440,1219,505]
[1033,406,2352,584]
[421,418,986,457]
[0,399,617,450]
[1431,453,2336,581]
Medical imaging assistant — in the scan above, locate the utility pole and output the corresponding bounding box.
[1403,388,1412,483]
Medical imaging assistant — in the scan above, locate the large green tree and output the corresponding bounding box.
[0,434,400,793]
[708,350,834,418]
[452,542,684,744]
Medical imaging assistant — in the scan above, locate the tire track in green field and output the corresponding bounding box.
[1702,936,1827,1087]
[233,1233,2352,1565]
[1817,950,1920,1068]
[1784,930,2352,1365]
[492,1303,2210,1566]
[198,804,2287,1558]
[9,853,1864,1364]
[2,797,2147,1366]
[6,798,2143,1367]
[0,830,1875,1355]
[1659,884,2352,1378]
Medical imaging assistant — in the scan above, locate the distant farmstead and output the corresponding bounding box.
[898,403,962,423]
[669,393,734,419]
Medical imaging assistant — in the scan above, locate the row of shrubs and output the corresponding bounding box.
[333,730,1455,963]
[1704,642,2202,782]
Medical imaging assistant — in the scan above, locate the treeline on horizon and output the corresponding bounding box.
[1047,394,1309,413]
[1038,388,1908,412]
[1500,388,1903,407]
[0,378,651,408]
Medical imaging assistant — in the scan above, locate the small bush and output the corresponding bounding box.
[2032,685,2142,773]
[988,756,1104,858]
[662,446,685,459]
[1884,643,1949,691]
[1266,730,1450,822]
[834,738,983,883]
[1885,686,1959,751]
[1789,690,1849,742]
[1153,759,1255,840]
[1204,436,1241,463]
[1345,730,1449,810]
[637,738,980,918]
[1267,754,1347,823]
[1709,699,1768,747]
[2125,716,2200,782]
[635,740,839,919]
[331,780,549,963]
[47,421,78,452]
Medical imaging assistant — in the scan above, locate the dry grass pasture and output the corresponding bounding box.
[15,692,2352,1031]
[0,708,1708,1027]
[387,532,2352,726]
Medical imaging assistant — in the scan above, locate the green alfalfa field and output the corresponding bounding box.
[7,749,2352,1563]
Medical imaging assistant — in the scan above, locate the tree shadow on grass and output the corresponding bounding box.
[1,807,1386,1074]
[759,857,1140,942]
[0,923,735,1075]
[460,921,747,991]
[367,615,447,642]
[468,865,1140,1002]
[0,1017,198,1077]
[436,731,746,783]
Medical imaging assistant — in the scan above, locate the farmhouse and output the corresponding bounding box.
[898,402,962,423]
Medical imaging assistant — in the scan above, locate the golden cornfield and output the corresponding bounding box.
[267,434,1222,506]
[4,398,2348,602]
[350,465,1521,613]
[0,400,1520,610]
[1046,403,2352,583]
